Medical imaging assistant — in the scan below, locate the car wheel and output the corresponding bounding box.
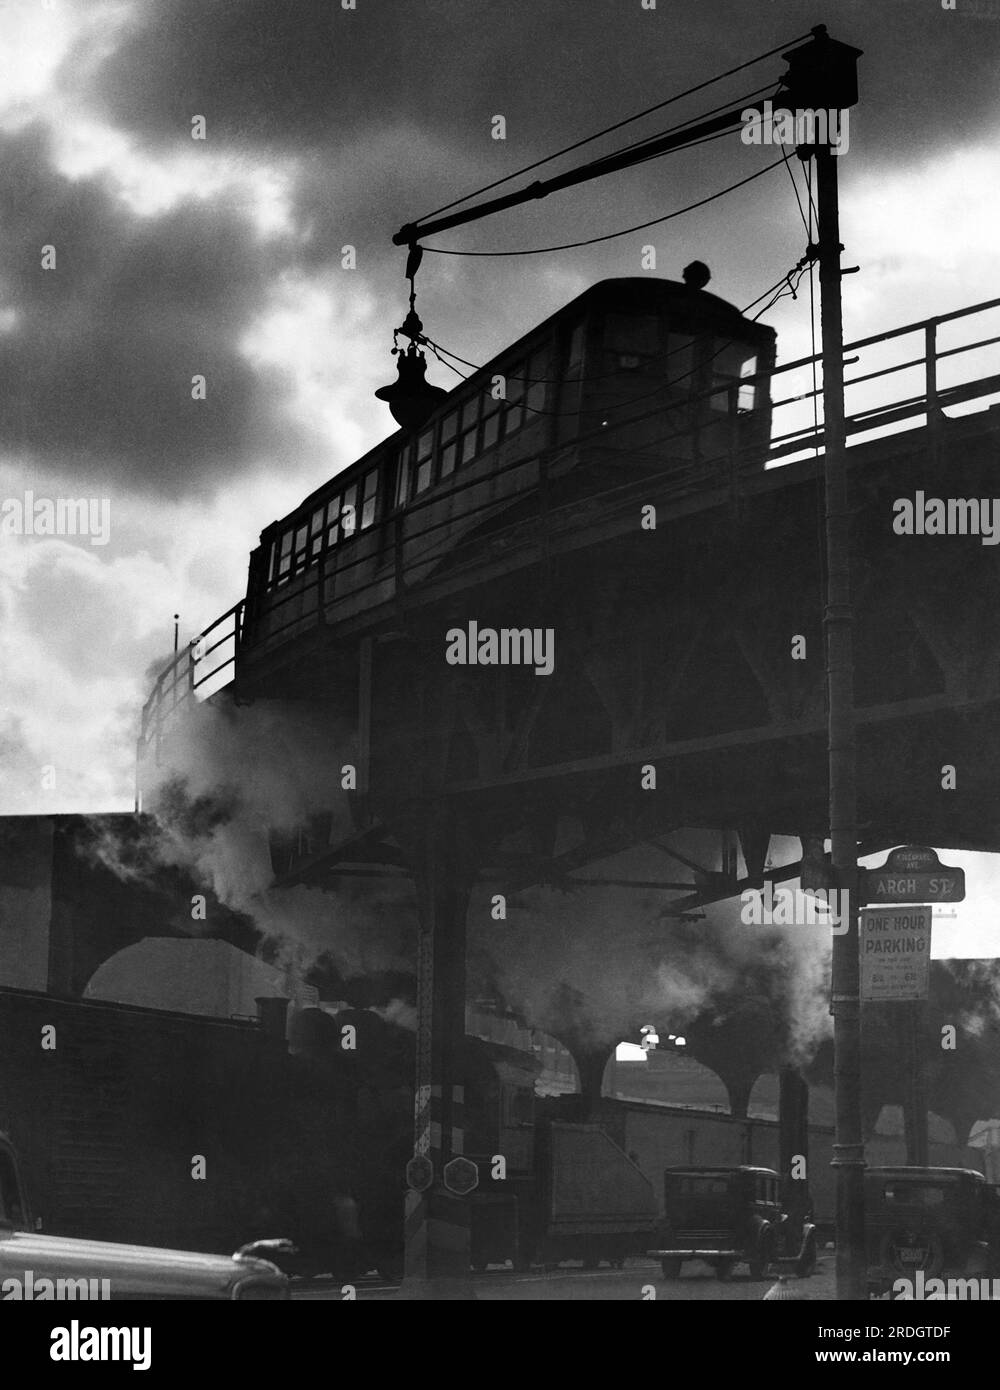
[749,1229,774,1280]
[660,1258,682,1279]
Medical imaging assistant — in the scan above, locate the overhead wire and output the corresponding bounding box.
[420,154,787,257]
[409,31,814,227]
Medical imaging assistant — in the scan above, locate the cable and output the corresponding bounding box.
[421,154,786,257]
[806,160,821,456]
[410,32,816,227]
[781,147,810,239]
[554,79,778,182]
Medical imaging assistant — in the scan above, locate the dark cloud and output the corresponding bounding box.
[0,124,306,495]
[80,1,1000,166]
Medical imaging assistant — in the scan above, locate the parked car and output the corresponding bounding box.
[0,1132,289,1301]
[866,1165,1000,1296]
[651,1165,817,1280]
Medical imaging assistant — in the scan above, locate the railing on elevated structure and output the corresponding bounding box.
[138,295,1000,761]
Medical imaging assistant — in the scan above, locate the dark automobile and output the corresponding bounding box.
[866,1166,1000,1296]
[651,1165,816,1281]
[0,1133,289,1301]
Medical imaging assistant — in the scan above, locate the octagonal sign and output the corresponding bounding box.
[443,1156,479,1196]
[405,1154,434,1192]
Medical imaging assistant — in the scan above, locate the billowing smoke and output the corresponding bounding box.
[108,692,836,1086]
[469,850,834,1090]
[93,695,417,985]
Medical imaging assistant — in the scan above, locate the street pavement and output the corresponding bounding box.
[291,1255,837,1300]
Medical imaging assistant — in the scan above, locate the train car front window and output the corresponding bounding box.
[710,341,758,413]
[665,332,695,390]
[605,313,659,357]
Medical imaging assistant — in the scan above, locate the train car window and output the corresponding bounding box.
[309,507,324,557]
[326,494,341,546]
[459,397,479,432]
[481,409,500,451]
[360,470,378,529]
[293,524,308,572]
[440,441,457,478]
[738,356,757,412]
[395,450,410,507]
[503,363,526,434]
[458,424,478,465]
[341,484,358,537]
[277,529,292,584]
[525,353,546,413]
[567,321,585,370]
[605,313,660,357]
[414,427,436,494]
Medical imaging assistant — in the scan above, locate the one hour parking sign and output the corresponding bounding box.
[860,906,932,1001]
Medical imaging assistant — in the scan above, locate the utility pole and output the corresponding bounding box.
[784,30,866,1300]
[391,22,866,1298]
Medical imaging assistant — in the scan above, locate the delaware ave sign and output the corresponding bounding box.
[859,846,965,905]
[860,906,931,1001]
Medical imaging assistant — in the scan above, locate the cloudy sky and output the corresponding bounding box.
[1,0,998,861]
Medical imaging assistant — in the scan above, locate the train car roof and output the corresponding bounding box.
[279,274,776,528]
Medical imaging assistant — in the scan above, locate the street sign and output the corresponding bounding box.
[405,1154,434,1192]
[859,845,964,905]
[860,906,931,1001]
[442,1156,479,1196]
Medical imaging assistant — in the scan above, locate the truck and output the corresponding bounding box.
[470,1121,659,1270]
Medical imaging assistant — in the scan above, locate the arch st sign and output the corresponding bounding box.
[859,846,965,905]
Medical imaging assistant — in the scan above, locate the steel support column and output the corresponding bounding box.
[399,801,477,1299]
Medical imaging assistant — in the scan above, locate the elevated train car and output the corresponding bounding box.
[240,276,776,660]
